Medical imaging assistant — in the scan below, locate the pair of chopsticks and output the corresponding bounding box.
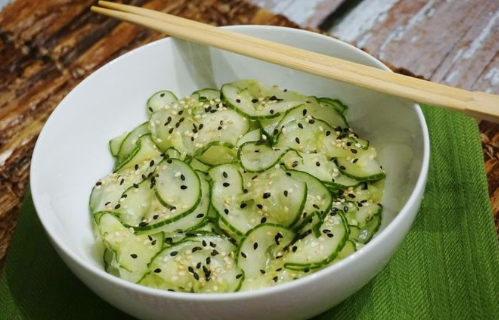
[91,1,499,123]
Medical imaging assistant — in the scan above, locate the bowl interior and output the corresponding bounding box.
[31,26,426,280]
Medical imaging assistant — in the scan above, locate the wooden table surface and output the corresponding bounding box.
[0,0,498,274]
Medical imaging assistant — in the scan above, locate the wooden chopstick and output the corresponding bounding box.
[91,1,499,123]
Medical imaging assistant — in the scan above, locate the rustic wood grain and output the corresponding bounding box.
[247,0,346,27]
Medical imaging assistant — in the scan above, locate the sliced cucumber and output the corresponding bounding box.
[236,224,294,281]
[209,165,307,235]
[141,235,243,293]
[154,159,200,208]
[97,213,163,283]
[196,143,236,166]
[276,97,347,133]
[116,122,150,167]
[221,80,305,119]
[236,129,262,147]
[109,131,128,157]
[280,150,359,189]
[147,90,178,114]
[318,97,348,115]
[238,141,286,172]
[258,115,283,138]
[192,88,220,101]
[334,239,356,261]
[284,211,348,269]
[286,170,332,227]
[116,134,162,172]
[336,147,385,182]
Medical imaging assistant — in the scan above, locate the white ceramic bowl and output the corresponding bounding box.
[31,26,429,320]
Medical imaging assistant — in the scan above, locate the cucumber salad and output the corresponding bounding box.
[90,79,385,293]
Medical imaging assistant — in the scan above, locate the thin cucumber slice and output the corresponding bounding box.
[221,80,305,118]
[286,170,332,227]
[189,158,211,172]
[116,134,162,172]
[238,141,287,172]
[318,97,348,115]
[116,122,150,167]
[147,90,178,114]
[97,213,163,283]
[109,131,128,157]
[141,236,243,293]
[276,97,348,134]
[236,224,294,280]
[258,115,283,138]
[284,211,348,269]
[336,147,385,182]
[280,150,359,189]
[236,129,262,147]
[354,180,384,203]
[192,88,220,101]
[348,203,382,244]
[134,171,210,234]
[209,165,307,235]
[196,143,236,166]
[334,239,356,261]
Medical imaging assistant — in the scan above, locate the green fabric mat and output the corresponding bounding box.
[1,106,499,320]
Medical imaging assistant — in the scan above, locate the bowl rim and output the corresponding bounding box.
[30,25,430,301]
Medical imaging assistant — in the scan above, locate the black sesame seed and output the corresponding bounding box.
[298,123,304,129]
[223,182,230,187]
[252,175,258,180]
[165,237,173,243]
[326,130,331,136]
[316,161,320,167]
[160,93,165,97]
[196,262,202,269]
[260,269,266,275]
[240,203,247,209]
[302,109,308,116]
[168,128,174,134]
[339,166,346,170]
[206,257,211,264]
[346,142,352,147]
[353,158,358,163]
[211,250,219,256]
[130,254,138,259]
[192,246,202,252]
[154,268,162,273]
[257,204,263,210]
[260,217,267,223]
[292,161,299,168]
[236,273,243,279]
[188,266,195,274]
[295,137,300,144]
[253,242,259,250]
[292,246,298,252]
[254,149,260,153]
[274,233,283,245]
[105,201,111,206]
[95,181,102,186]
[241,252,247,258]
[224,208,229,215]
[273,276,278,282]
[134,164,139,171]
[180,185,188,190]
[284,89,288,92]
[284,190,289,197]
[243,188,249,194]
[351,149,358,154]
[180,174,185,181]
[151,240,157,245]
[313,204,320,209]
[273,128,279,135]
[304,268,310,273]
[186,232,197,237]
[114,204,121,209]
[209,242,217,248]
[198,124,204,130]
[217,126,223,130]
[196,213,204,218]
[252,98,258,103]
[327,233,334,238]
[343,206,349,213]
[349,194,356,199]
[167,159,173,164]
[236,99,241,103]
[286,172,292,176]
[222,171,228,178]
[263,192,271,199]
[142,174,147,180]
[308,119,315,124]
[168,289,175,292]
[170,251,178,256]
[138,222,148,228]
[270,109,275,114]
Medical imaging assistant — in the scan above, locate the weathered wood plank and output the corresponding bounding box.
[247,0,345,27]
